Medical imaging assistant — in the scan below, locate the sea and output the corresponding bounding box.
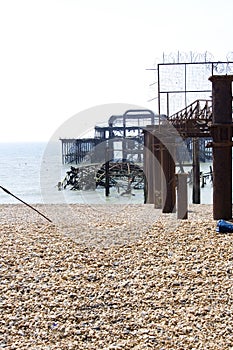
[0,142,213,205]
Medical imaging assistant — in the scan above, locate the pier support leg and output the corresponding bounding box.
[144,130,157,204]
[209,75,233,220]
[192,137,200,204]
[161,146,176,213]
[105,147,110,197]
[143,130,153,204]
[211,122,232,220]
[143,129,162,206]
[176,173,188,219]
[153,138,162,208]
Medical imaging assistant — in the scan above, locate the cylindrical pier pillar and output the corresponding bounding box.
[209,75,233,220]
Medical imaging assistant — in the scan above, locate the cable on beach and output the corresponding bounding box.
[0,185,52,223]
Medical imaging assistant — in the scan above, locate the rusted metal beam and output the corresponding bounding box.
[105,147,110,197]
[192,137,200,204]
[143,128,162,206]
[143,129,154,204]
[161,145,176,213]
[153,136,162,208]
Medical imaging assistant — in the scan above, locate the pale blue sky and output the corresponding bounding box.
[0,0,233,141]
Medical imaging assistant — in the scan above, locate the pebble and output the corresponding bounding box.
[0,203,232,349]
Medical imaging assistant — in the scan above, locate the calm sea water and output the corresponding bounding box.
[0,142,213,204]
[0,142,46,204]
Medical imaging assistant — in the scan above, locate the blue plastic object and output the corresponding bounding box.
[216,219,233,233]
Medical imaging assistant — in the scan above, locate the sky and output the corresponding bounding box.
[0,0,233,142]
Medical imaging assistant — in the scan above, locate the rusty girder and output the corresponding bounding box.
[167,99,212,137]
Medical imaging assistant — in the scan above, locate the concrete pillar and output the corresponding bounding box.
[176,173,188,219]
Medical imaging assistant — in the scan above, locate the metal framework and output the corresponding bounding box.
[60,109,162,164]
[148,60,233,117]
[144,71,233,219]
[168,99,212,137]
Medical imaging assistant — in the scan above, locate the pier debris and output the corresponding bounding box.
[187,166,213,187]
[59,161,144,195]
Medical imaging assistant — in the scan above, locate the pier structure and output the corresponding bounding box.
[61,138,104,164]
[60,58,233,220]
[144,76,233,219]
[60,107,212,166]
[145,59,233,217]
[144,98,213,207]
[184,137,212,162]
[60,109,165,165]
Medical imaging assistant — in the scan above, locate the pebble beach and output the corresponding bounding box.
[0,203,233,349]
